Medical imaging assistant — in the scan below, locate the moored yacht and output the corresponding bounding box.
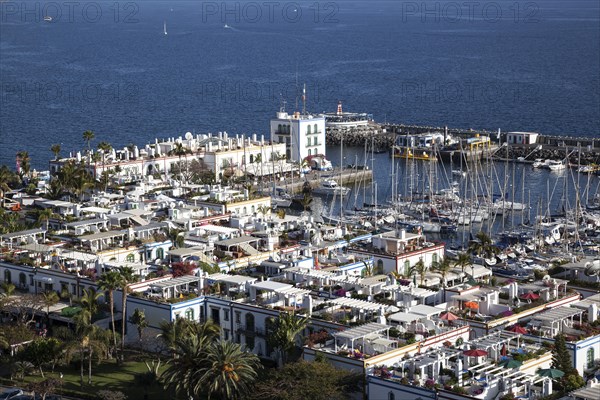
[312,179,350,196]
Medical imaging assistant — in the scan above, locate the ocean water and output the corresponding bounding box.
[0,0,599,169]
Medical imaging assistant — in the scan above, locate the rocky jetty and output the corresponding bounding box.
[325,125,395,150]
[493,145,600,166]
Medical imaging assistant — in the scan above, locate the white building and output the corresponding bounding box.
[270,109,326,162]
[506,132,539,145]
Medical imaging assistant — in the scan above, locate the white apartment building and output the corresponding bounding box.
[270,110,326,162]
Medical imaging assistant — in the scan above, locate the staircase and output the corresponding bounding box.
[238,242,259,256]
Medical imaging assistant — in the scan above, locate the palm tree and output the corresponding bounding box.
[79,287,101,319]
[361,260,374,277]
[157,318,192,357]
[300,192,312,212]
[66,313,109,387]
[268,312,308,367]
[50,144,61,160]
[116,266,136,357]
[0,165,15,208]
[128,308,148,342]
[98,270,122,355]
[42,291,59,325]
[454,252,472,279]
[82,130,95,154]
[97,141,112,190]
[468,231,499,258]
[1,282,16,297]
[17,151,31,180]
[409,259,428,286]
[161,335,261,400]
[72,169,92,201]
[432,257,453,289]
[166,228,184,249]
[36,208,53,230]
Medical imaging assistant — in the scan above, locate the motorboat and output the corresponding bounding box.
[312,179,350,196]
[545,160,566,171]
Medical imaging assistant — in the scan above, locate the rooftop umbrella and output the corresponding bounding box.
[463,349,488,357]
[464,301,479,309]
[537,368,565,379]
[499,359,523,369]
[501,344,507,357]
[506,325,528,334]
[520,292,540,300]
[440,312,459,321]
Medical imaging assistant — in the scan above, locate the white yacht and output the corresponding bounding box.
[545,160,566,171]
[312,180,350,196]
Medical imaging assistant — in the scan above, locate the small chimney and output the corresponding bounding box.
[337,101,343,115]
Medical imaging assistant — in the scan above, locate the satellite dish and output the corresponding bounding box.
[185,132,193,140]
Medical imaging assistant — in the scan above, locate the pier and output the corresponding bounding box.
[274,167,373,194]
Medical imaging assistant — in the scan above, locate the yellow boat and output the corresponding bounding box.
[392,146,438,161]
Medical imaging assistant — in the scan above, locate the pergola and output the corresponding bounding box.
[1,228,47,248]
[569,384,600,400]
[149,275,200,298]
[207,273,257,293]
[79,230,126,251]
[333,322,390,352]
[466,330,523,361]
[250,280,310,308]
[528,307,585,338]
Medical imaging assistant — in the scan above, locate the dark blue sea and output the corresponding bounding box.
[1,0,599,169]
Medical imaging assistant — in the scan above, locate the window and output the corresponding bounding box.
[4,270,11,283]
[307,125,311,134]
[432,253,438,264]
[185,308,194,321]
[243,206,247,216]
[235,311,241,324]
[224,329,229,340]
[245,313,255,331]
[126,254,135,263]
[376,259,384,274]
[313,137,318,146]
[314,123,318,133]
[156,248,164,259]
[211,307,220,324]
[224,310,230,322]
[19,272,27,288]
[587,347,595,369]
[404,260,410,276]
[308,149,312,156]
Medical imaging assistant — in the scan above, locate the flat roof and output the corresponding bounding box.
[389,312,423,323]
[168,247,206,257]
[1,228,46,240]
[78,230,125,241]
[17,243,56,253]
[39,200,74,207]
[215,235,259,247]
[207,273,257,285]
[251,280,292,292]
[409,304,444,317]
[65,218,107,228]
[80,206,111,214]
[199,224,239,234]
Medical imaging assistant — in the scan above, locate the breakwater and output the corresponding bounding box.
[326,121,600,164]
[492,144,600,165]
[325,125,395,151]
